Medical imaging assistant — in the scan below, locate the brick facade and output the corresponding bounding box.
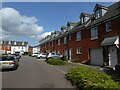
[39,2,120,66]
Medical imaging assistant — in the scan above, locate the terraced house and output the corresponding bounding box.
[39,2,120,66]
[0,40,29,54]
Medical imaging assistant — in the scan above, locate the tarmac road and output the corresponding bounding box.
[2,56,75,88]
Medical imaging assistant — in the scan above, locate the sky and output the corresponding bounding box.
[1,2,114,46]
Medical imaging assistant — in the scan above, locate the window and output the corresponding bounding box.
[0,45,2,49]
[76,31,81,41]
[64,37,67,44]
[91,27,98,40]
[69,34,71,40]
[14,42,16,45]
[52,41,54,47]
[77,47,82,54]
[8,46,10,49]
[22,42,24,45]
[96,10,101,19]
[81,17,84,24]
[58,39,60,46]
[8,41,11,44]
[0,41,2,44]
[106,21,111,32]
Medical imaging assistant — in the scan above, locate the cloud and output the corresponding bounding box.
[35,31,54,40]
[0,7,43,40]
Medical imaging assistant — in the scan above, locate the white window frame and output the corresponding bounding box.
[91,27,98,40]
[76,31,81,41]
[58,39,60,46]
[0,41,2,44]
[77,47,82,54]
[96,10,101,19]
[81,17,84,24]
[22,42,24,45]
[64,37,67,44]
[106,21,111,32]
[52,41,54,47]
[14,41,16,45]
[69,34,71,40]
[8,46,10,49]
[0,45,2,49]
[8,41,11,44]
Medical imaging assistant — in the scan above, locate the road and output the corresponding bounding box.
[2,56,75,88]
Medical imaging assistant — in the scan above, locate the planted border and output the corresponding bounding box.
[67,66,120,90]
[46,58,65,65]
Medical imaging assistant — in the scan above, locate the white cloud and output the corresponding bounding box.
[36,31,53,40]
[0,7,43,40]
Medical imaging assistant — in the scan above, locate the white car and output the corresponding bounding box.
[0,55,19,70]
[32,53,39,57]
[47,52,61,60]
[37,53,47,59]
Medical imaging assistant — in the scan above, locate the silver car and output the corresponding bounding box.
[47,52,62,60]
[37,53,47,59]
[0,55,19,70]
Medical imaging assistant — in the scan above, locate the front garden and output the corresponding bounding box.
[66,66,120,90]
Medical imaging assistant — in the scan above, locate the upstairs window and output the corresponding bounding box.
[8,41,11,44]
[95,10,101,19]
[77,47,82,54]
[69,34,71,40]
[64,37,67,44]
[8,46,10,49]
[106,21,111,32]
[0,41,2,44]
[76,31,81,41]
[81,17,84,24]
[91,27,98,40]
[14,42,16,45]
[58,39,60,46]
[52,41,54,47]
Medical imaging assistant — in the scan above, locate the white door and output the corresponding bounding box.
[64,50,68,59]
[90,48,103,66]
[69,48,73,61]
[108,46,118,66]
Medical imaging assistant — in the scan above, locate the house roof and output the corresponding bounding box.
[79,12,91,18]
[93,4,108,12]
[67,22,76,26]
[87,1,120,28]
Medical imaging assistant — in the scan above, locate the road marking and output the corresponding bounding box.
[50,65,66,74]
[41,61,66,74]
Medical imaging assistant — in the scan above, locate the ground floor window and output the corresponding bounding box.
[77,47,82,54]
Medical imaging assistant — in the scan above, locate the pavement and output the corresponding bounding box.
[2,56,76,88]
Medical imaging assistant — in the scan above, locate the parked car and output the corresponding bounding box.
[47,52,62,60]
[11,53,21,60]
[0,55,19,70]
[32,53,39,57]
[37,53,47,59]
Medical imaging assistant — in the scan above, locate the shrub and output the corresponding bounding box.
[47,58,65,65]
[115,64,120,73]
[28,52,32,56]
[67,66,120,90]
[23,52,29,55]
[74,59,80,63]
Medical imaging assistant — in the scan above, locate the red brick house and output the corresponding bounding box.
[39,2,120,66]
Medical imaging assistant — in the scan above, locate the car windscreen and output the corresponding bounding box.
[2,56,14,61]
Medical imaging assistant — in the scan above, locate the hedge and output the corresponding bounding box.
[67,66,120,90]
[46,58,65,65]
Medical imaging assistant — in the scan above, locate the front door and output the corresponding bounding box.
[108,46,118,66]
[69,48,73,61]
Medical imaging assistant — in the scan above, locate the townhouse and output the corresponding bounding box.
[39,2,120,66]
[0,40,29,54]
